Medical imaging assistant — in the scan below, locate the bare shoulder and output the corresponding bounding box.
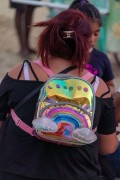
[8,63,23,79]
[8,61,48,81]
[96,77,111,98]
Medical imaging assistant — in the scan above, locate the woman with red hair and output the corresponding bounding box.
[0,9,118,180]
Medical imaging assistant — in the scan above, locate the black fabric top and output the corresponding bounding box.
[86,48,114,82]
[0,71,116,179]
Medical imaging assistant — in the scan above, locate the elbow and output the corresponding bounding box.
[106,144,118,155]
[100,141,119,155]
[99,133,119,155]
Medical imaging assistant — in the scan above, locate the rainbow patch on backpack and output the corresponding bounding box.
[32,74,97,146]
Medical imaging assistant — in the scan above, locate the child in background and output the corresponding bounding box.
[69,0,119,178]
[69,0,115,95]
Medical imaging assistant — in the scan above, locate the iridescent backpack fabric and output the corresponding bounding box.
[11,61,98,146]
[32,74,97,146]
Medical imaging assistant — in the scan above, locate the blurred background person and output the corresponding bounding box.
[10,0,37,58]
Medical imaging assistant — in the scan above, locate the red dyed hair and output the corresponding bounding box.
[33,9,91,70]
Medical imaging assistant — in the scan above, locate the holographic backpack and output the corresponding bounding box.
[11,61,99,146]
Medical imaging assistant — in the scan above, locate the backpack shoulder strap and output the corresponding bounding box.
[10,83,43,136]
[14,84,43,112]
[34,62,99,92]
[35,60,96,80]
[59,66,77,74]
[81,72,94,81]
[11,109,34,136]
[34,60,77,76]
[35,60,55,77]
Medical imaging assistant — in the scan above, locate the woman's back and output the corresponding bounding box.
[0,59,117,179]
[0,9,118,180]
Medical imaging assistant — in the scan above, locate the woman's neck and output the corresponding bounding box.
[47,56,87,77]
[48,56,74,73]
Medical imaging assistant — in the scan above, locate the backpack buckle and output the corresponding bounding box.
[16,118,21,126]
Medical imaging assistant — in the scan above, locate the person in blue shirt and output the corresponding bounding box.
[69,0,120,178]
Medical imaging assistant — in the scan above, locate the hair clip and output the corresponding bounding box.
[62,31,74,39]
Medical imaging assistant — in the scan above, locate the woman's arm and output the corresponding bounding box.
[96,78,119,155]
[99,133,119,155]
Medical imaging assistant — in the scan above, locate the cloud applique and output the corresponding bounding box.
[72,127,97,144]
[32,117,58,132]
